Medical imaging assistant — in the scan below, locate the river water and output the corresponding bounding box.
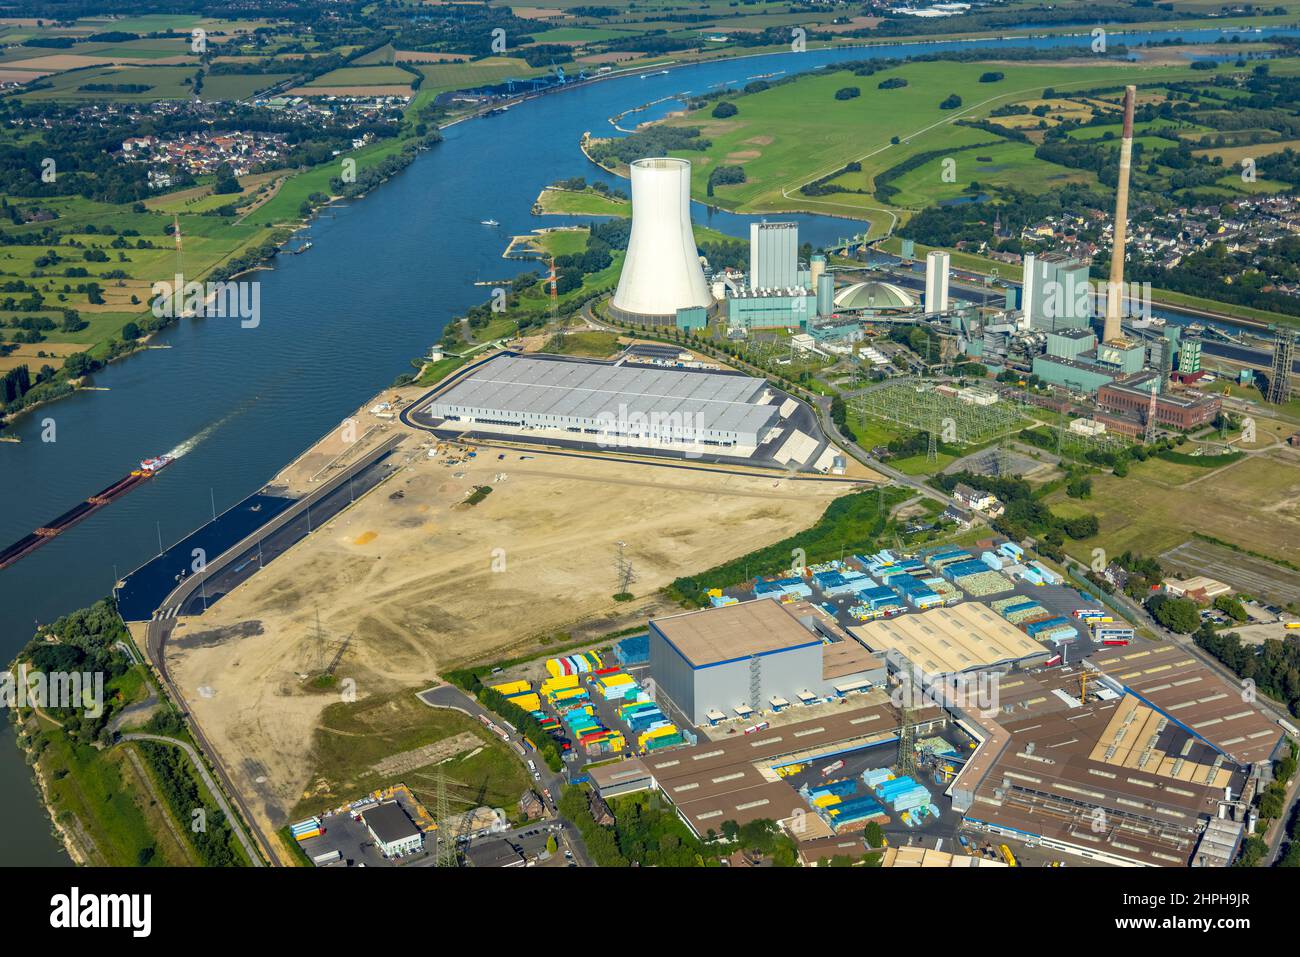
[2,26,1294,866]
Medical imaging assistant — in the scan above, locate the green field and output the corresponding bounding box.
[536,187,628,216]
[414,58,547,97]
[291,690,530,821]
[657,59,1226,234]
[305,65,414,88]
[1047,451,1300,570]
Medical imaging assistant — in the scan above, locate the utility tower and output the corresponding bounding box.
[1268,327,1295,405]
[896,706,917,776]
[432,766,458,867]
[926,430,937,463]
[614,541,637,595]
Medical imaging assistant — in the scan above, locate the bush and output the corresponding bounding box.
[711,101,738,118]
[939,93,962,110]
[1147,594,1201,634]
[978,71,1004,83]
[834,87,861,101]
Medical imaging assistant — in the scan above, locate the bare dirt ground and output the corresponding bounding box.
[166,431,874,838]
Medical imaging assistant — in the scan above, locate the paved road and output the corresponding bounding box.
[120,733,264,867]
[418,683,593,866]
[142,433,405,867]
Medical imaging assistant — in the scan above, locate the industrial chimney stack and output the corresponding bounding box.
[1103,85,1136,344]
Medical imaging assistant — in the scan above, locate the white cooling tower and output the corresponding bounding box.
[611,157,712,323]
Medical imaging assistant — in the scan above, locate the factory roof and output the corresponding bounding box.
[361,801,420,845]
[651,598,821,667]
[849,602,1047,674]
[1088,644,1283,766]
[833,280,916,311]
[949,660,1277,866]
[432,355,779,437]
[629,701,943,835]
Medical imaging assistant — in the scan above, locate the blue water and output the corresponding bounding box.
[3,23,1297,865]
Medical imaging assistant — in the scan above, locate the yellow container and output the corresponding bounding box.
[507,693,541,712]
[540,674,579,695]
[490,680,531,696]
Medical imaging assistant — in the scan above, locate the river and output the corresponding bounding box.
[3,25,1296,866]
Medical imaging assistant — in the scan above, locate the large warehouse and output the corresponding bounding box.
[648,599,885,725]
[427,355,781,453]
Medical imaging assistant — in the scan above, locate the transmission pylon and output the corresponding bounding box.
[614,541,637,595]
[927,430,937,463]
[433,766,457,867]
[897,706,917,776]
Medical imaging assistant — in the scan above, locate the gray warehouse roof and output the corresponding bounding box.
[362,801,420,844]
[431,356,779,437]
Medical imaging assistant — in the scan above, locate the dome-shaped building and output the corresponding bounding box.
[832,280,917,314]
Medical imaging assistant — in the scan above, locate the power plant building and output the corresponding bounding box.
[750,221,800,291]
[925,250,950,314]
[611,157,713,325]
[1023,252,1092,332]
[427,355,780,452]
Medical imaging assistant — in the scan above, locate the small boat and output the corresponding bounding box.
[480,219,499,227]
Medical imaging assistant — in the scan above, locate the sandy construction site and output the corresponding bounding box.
[165,421,877,843]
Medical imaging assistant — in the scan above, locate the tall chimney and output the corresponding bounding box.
[1103,85,1136,344]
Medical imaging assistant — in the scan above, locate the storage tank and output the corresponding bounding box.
[610,157,712,324]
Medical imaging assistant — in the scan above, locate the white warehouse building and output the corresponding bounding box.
[427,355,781,453]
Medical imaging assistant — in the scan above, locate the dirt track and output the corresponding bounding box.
[166,442,873,840]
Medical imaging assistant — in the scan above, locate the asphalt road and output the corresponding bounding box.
[141,433,406,867]
[418,684,593,866]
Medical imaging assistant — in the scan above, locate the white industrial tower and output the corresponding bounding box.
[610,157,712,323]
[925,250,950,315]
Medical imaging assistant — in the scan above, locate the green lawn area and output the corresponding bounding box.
[883,138,1092,207]
[536,187,629,216]
[544,329,623,356]
[290,690,530,821]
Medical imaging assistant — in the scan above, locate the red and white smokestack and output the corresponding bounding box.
[1104,85,1136,344]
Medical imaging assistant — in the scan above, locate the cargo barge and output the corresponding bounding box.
[0,455,172,571]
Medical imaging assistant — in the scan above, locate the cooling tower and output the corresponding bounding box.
[611,158,712,324]
[1103,85,1136,344]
